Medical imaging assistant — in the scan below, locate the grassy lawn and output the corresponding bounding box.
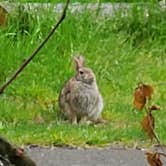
[7,0,159,3]
[0,3,165,147]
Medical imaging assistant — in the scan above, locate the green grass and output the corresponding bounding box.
[5,0,159,3]
[0,3,166,147]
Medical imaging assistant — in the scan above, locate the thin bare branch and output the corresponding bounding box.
[158,152,166,158]
[0,0,70,94]
[145,106,165,153]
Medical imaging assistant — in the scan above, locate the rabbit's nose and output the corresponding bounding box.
[85,75,92,80]
[84,75,88,79]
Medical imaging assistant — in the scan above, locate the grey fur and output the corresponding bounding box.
[59,56,103,124]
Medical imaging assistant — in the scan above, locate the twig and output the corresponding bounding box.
[0,0,70,94]
[158,152,166,158]
[145,106,165,153]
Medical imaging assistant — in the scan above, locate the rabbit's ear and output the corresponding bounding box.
[74,56,84,70]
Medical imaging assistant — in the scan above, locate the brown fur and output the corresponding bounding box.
[59,56,103,124]
[0,136,36,166]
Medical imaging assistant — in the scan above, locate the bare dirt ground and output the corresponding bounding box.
[27,146,155,166]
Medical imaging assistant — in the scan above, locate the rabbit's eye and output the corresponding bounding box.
[79,71,84,75]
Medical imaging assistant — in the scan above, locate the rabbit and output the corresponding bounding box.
[59,56,104,124]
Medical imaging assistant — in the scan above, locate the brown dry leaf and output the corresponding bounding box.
[146,152,163,166]
[141,112,155,140]
[142,84,154,100]
[0,5,8,26]
[133,86,146,110]
[133,83,154,110]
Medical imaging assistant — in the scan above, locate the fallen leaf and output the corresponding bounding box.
[141,112,155,140]
[146,152,163,166]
